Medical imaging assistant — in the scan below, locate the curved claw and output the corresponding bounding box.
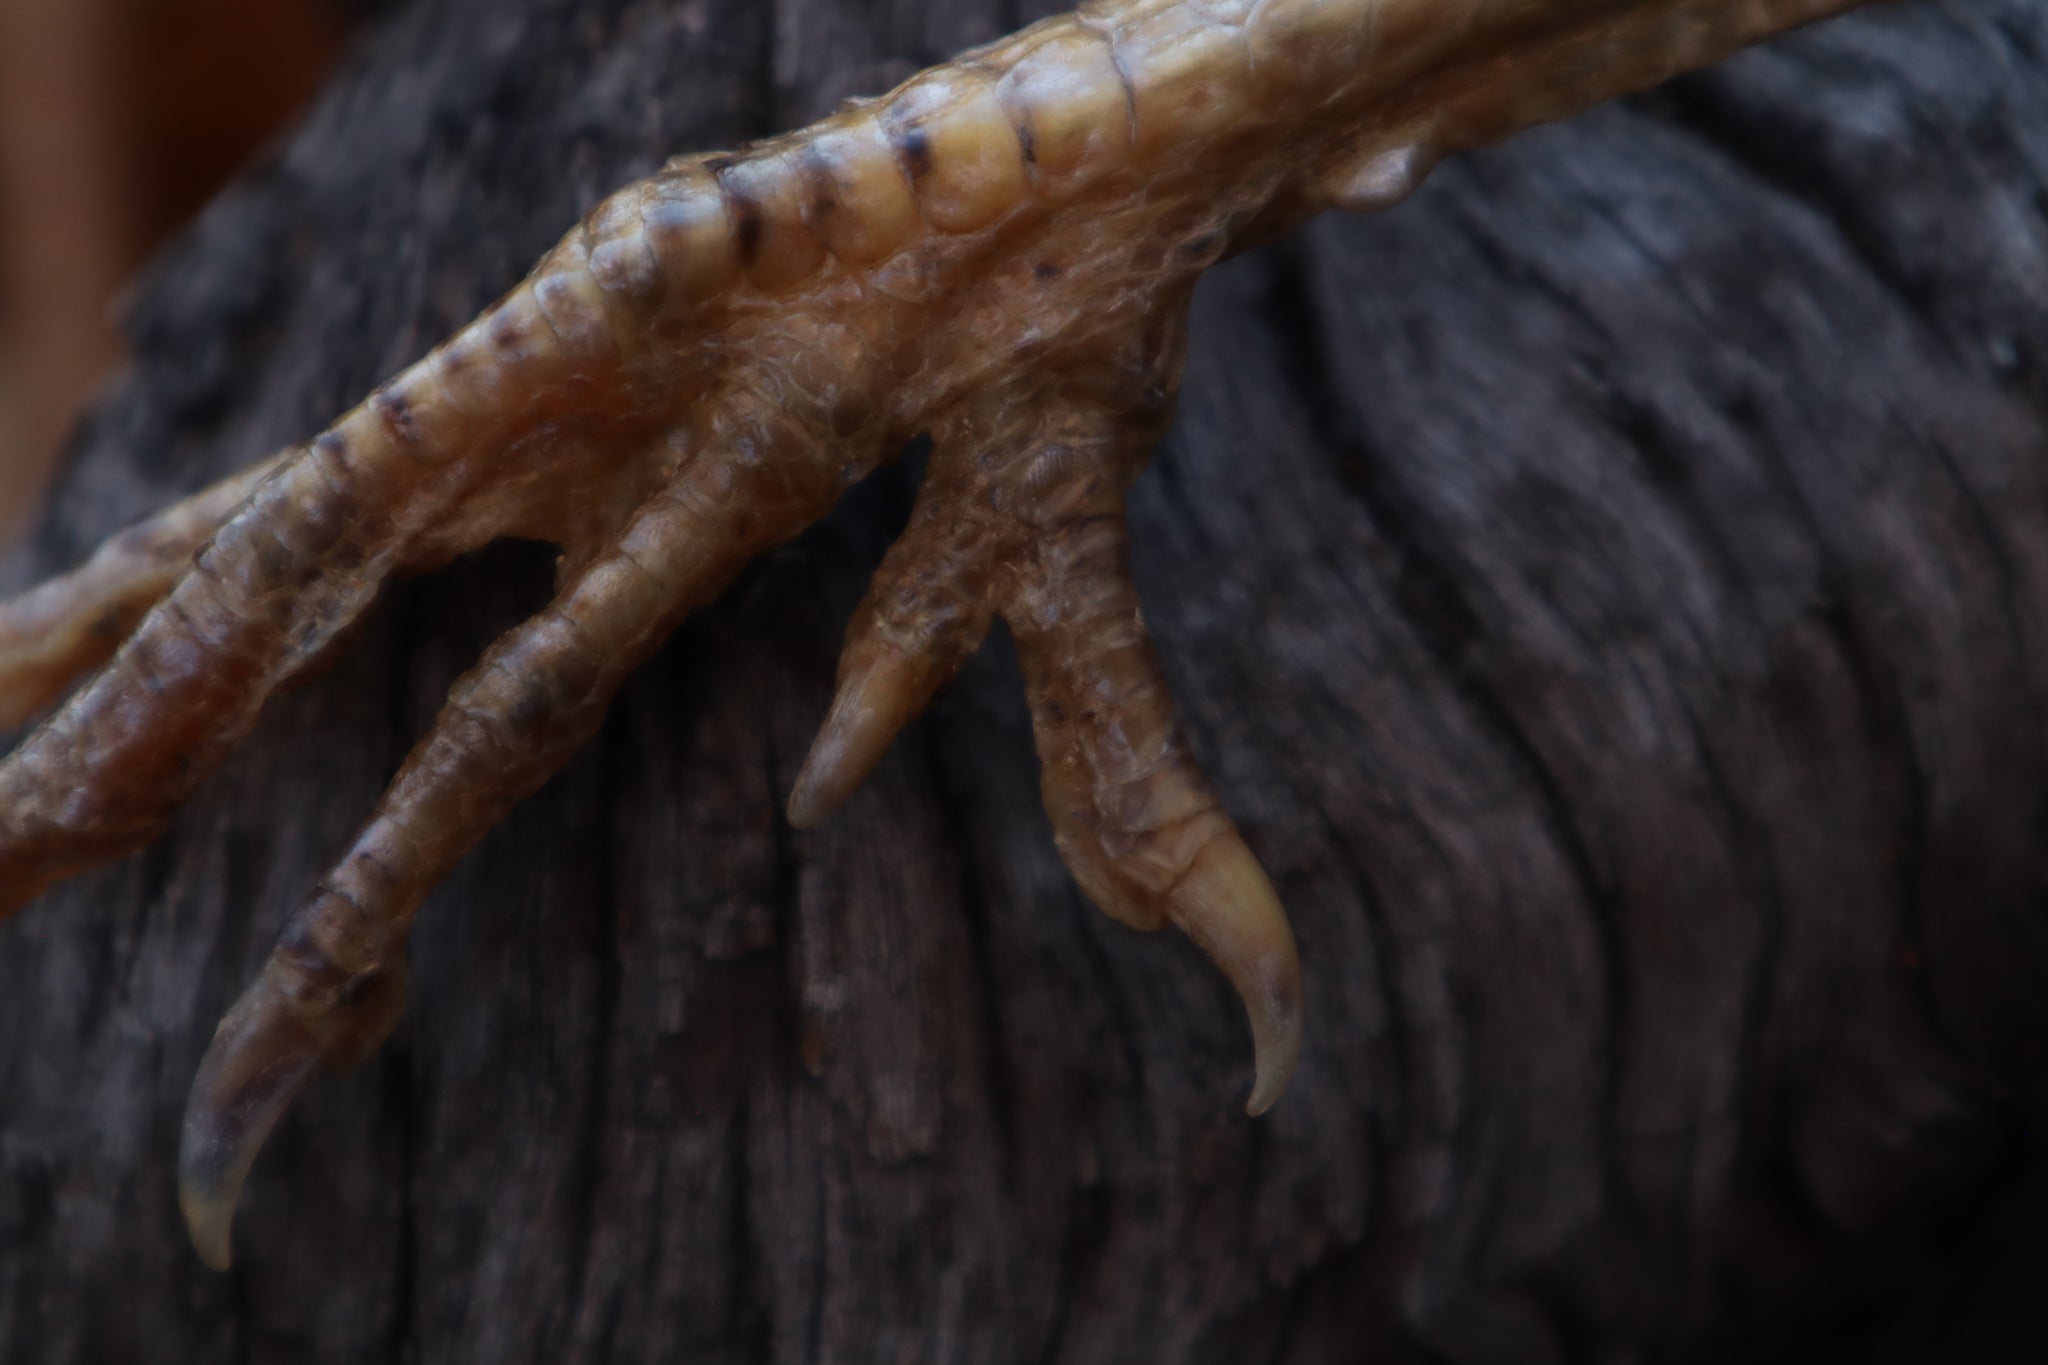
[790,470,1008,827]
[178,974,327,1271]
[1166,832,1303,1115]
[787,643,938,828]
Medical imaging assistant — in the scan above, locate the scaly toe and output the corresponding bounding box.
[790,464,1009,825]
[795,390,1305,1112]
[1008,508,1304,1113]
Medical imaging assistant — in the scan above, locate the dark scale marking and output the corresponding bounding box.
[1035,261,1062,280]
[337,847,409,925]
[894,124,936,184]
[498,674,563,745]
[370,386,427,454]
[1175,228,1225,263]
[165,598,231,658]
[310,430,354,470]
[797,144,844,225]
[276,913,349,986]
[1098,28,1143,147]
[436,337,481,383]
[290,454,354,544]
[287,471,351,558]
[733,203,765,264]
[719,172,767,266]
[488,312,522,349]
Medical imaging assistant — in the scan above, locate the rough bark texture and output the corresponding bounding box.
[2,0,2046,1360]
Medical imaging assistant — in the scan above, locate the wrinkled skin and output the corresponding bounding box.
[0,0,1875,1274]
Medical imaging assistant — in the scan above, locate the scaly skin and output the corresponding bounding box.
[0,0,1869,1269]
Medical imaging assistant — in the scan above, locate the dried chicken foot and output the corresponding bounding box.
[0,0,1875,1270]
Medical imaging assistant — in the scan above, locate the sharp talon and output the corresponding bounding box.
[1166,833,1303,1115]
[177,975,327,1271]
[787,644,935,827]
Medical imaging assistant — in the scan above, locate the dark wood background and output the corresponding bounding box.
[3,0,2045,1359]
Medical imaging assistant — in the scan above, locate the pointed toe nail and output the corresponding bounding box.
[178,976,326,1270]
[788,645,931,828]
[1166,834,1303,1116]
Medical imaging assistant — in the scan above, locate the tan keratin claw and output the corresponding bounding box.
[179,896,413,1266]
[1166,833,1303,1115]
[178,976,330,1271]
[787,642,947,828]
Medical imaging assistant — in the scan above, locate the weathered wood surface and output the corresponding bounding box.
[2,0,2045,1360]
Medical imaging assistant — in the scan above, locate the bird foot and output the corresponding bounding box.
[0,22,1306,1266]
[0,0,1857,1268]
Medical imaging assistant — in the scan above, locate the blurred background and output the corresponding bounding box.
[0,0,361,541]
